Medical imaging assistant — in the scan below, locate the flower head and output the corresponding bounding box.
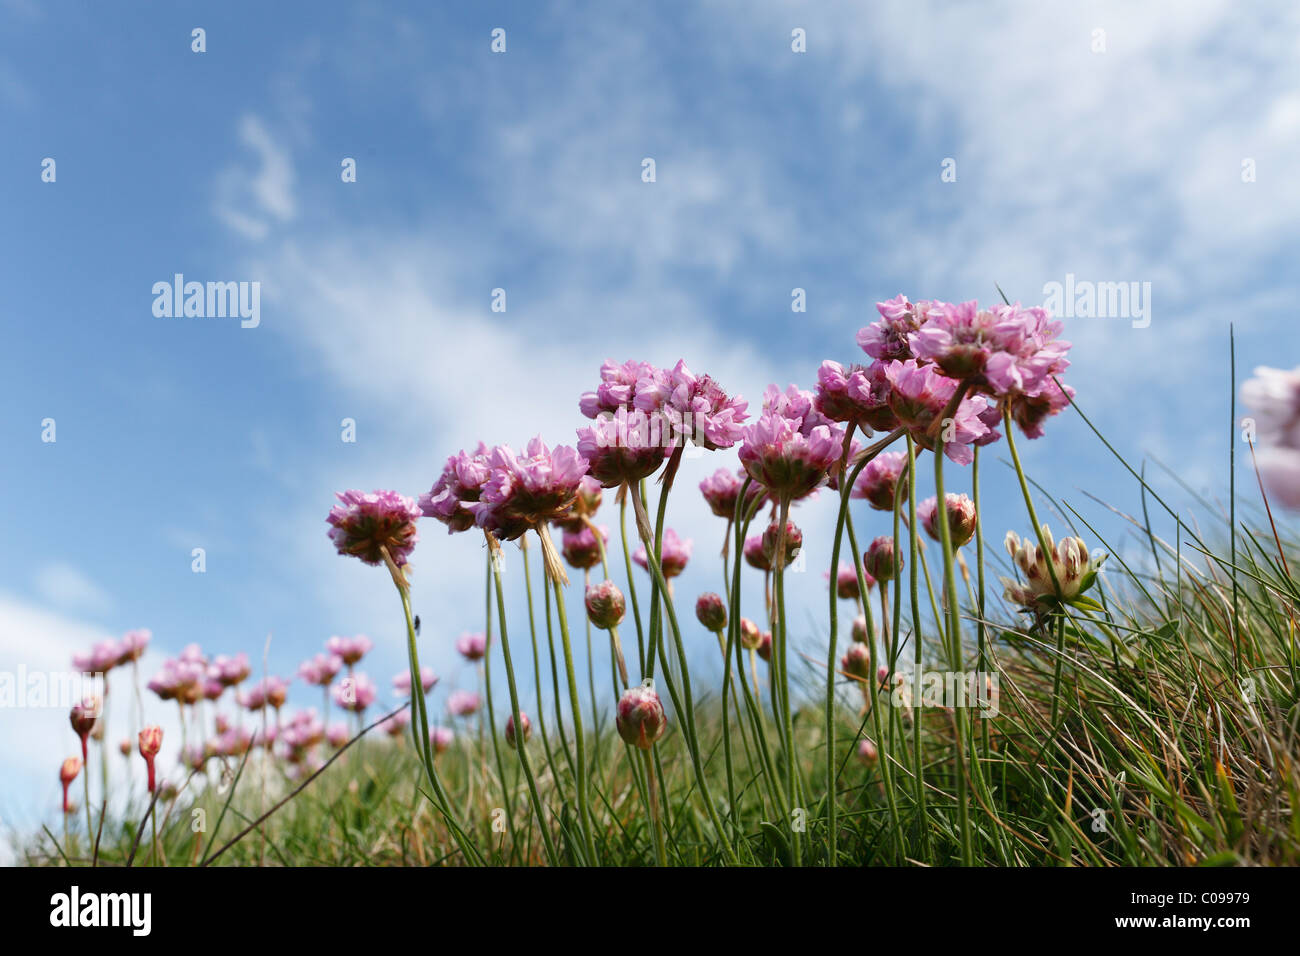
[73,640,121,675]
[331,674,376,714]
[841,643,871,680]
[850,615,868,644]
[756,630,773,662]
[851,451,908,511]
[616,682,667,749]
[699,467,766,520]
[117,629,151,665]
[576,409,671,487]
[1001,527,1105,609]
[456,632,487,662]
[328,489,421,566]
[743,533,771,571]
[471,438,590,540]
[138,724,163,792]
[555,476,604,531]
[738,617,761,651]
[739,385,845,501]
[857,295,937,363]
[562,524,608,570]
[211,652,252,687]
[580,359,660,419]
[326,635,373,666]
[429,726,454,754]
[633,360,749,450]
[446,689,481,718]
[298,653,343,687]
[633,528,692,578]
[760,519,803,571]
[828,561,874,600]
[393,666,439,695]
[815,360,899,434]
[420,444,492,534]
[864,536,903,581]
[883,360,994,464]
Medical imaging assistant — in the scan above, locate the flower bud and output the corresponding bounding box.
[585,580,626,630]
[850,615,868,644]
[59,756,81,786]
[863,535,902,581]
[505,712,532,748]
[761,519,803,571]
[616,681,667,750]
[695,592,727,633]
[856,738,878,764]
[756,630,773,662]
[138,724,163,793]
[919,493,978,549]
[118,738,131,757]
[739,617,762,650]
[840,643,871,680]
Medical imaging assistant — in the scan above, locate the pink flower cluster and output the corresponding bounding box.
[739,384,846,502]
[633,528,693,578]
[73,629,150,674]
[1241,366,1300,508]
[328,489,421,566]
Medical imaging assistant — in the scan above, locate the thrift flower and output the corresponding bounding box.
[917,493,978,548]
[616,682,667,750]
[456,632,488,661]
[695,592,727,632]
[327,489,421,567]
[585,580,626,630]
[633,528,692,578]
[446,690,481,718]
[393,667,439,695]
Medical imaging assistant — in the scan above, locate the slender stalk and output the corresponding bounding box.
[641,747,667,866]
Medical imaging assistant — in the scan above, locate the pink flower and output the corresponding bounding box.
[883,360,993,465]
[202,678,225,701]
[585,580,626,630]
[381,709,412,738]
[148,658,205,704]
[562,524,608,570]
[117,629,151,665]
[840,643,871,680]
[760,519,802,570]
[138,725,163,792]
[456,632,487,662]
[327,489,421,566]
[331,674,376,714]
[298,652,343,687]
[857,295,937,362]
[73,640,121,675]
[827,561,874,600]
[429,726,454,753]
[281,709,326,752]
[917,493,978,548]
[695,592,727,632]
[739,618,762,650]
[393,667,438,695]
[446,689,481,718]
[1254,448,1300,509]
[633,528,692,578]
[632,359,749,450]
[743,533,771,571]
[815,360,900,435]
[326,635,373,666]
[1241,366,1300,448]
[420,444,492,534]
[739,385,845,501]
[470,438,590,540]
[579,359,661,419]
[699,467,766,520]
[240,676,289,711]
[210,653,252,687]
[576,408,671,487]
[326,723,349,748]
[851,450,909,511]
[864,536,903,581]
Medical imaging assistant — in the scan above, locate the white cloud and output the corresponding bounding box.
[213,115,297,241]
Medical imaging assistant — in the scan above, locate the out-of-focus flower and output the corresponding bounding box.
[850,615,868,644]
[118,738,132,757]
[1241,366,1300,508]
[864,536,903,581]
[585,580,626,630]
[695,592,727,632]
[841,643,871,680]
[73,640,120,675]
[393,667,439,695]
[210,652,252,687]
[420,443,492,534]
[332,674,376,714]
[743,533,771,572]
[1002,527,1105,609]
[148,658,206,704]
[918,493,978,548]
[756,630,773,662]
[326,724,349,749]
[381,709,412,739]
[202,678,225,701]
[699,467,766,520]
[632,359,749,450]
[327,489,421,566]
[446,690,481,718]
[739,384,844,501]
[562,524,608,570]
[633,528,692,578]
[856,738,879,765]
[615,682,667,749]
[760,519,802,571]
[326,635,373,666]
[240,676,289,711]
[827,561,874,600]
[739,617,762,651]
[456,632,487,662]
[852,450,909,511]
[555,476,604,531]
[429,726,454,754]
[504,712,532,748]
[298,653,343,687]
[117,629,151,665]
[59,756,82,813]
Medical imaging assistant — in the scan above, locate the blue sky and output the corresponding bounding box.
[3,0,1299,838]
